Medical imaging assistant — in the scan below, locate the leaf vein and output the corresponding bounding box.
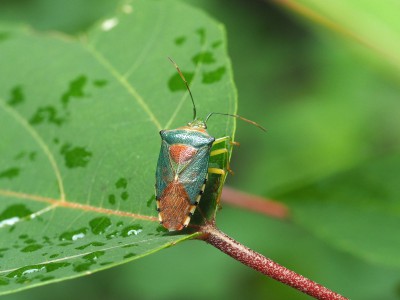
[122,5,166,79]
[82,43,162,130]
[0,189,157,222]
[0,99,66,201]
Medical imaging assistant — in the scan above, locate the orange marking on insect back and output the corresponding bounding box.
[169,144,197,164]
[159,181,191,231]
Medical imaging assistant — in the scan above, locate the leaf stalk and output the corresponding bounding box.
[198,222,348,300]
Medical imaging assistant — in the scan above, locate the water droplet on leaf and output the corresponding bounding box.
[60,144,92,168]
[115,177,128,189]
[168,72,194,92]
[0,204,32,228]
[101,18,119,31]
[192,51,215,65]
[123,253,136,259]
[21,244,43,253]
[7,85,24,107]
[121,224,143,237]
[61,75,87,108]
[89,217,111,235]
[174,36,186,45]
[0,167,21,180]
[59,228,87,241]
[108,194,116,205]
[202,67,226,84]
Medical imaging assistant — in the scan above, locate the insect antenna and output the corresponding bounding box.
[205,112,267,132]
[168,57,197,120]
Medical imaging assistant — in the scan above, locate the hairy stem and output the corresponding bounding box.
[198,223,348,300]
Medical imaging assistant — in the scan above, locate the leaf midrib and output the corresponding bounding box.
[0,189,157,221]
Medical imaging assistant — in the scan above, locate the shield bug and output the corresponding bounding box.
[155,58,265,231]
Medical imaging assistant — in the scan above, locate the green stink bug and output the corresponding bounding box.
[155,58,265,231]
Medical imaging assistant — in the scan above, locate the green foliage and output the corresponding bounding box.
[277,154,400,268]
[1,0,400,299]
[288,0,400,75]
[0,0,236,295]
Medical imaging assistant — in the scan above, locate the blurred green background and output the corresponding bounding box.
[1,0,400,299]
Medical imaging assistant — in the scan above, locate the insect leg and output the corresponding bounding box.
[208,167,225,175]
[207,167,227,211]
[213,136,230,146]
[213,136,240,147]
[210,136,233,175]
[210,148,228,157]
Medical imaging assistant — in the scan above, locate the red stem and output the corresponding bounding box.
[198,223,348,300]
[221,186,289,219]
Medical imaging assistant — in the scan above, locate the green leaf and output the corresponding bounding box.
[276,154,400,268]
[0,0,236,294]
[278,0,400,75]
[0,0,119,34]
